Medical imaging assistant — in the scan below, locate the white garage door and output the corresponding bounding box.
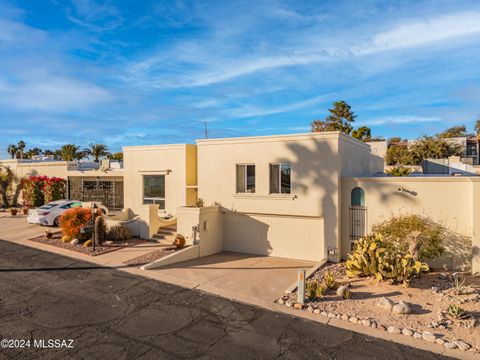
[223,213,324,262]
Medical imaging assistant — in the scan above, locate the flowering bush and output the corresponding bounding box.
[22,176,66,207]
[59,207,92,240]
[44,177,66,204]
[22,176,47,208]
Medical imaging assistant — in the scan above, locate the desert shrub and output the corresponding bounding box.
[193,198,204,207]
[446,304,468,319]
[324,271,338,290]
[385,166,412,177]
[342,289,352,299]
[106,224,131,241]
[305,281,318,300]
[60,207,92,240]
[316,284,327,297]
[346,234,429,287]
[371,214,445,260]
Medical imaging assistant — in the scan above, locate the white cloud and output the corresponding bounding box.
[361,116,440,126]
[0,77,112,112]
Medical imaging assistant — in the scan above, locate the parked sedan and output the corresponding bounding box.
[27,200,108,226]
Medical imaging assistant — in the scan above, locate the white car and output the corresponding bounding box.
[27,200,108,227]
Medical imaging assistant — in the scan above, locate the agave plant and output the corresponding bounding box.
[446,304,468,319]
[386,166,412,177]
[324,271,338,290]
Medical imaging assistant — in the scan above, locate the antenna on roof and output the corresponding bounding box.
[204,120,208,139]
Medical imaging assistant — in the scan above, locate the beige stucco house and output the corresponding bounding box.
[2,131,478,273]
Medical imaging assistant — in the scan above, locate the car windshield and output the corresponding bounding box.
[39,203,60,210]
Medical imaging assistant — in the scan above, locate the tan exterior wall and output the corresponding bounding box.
[123,144,197,235]
[0,159,74,179]
[341,177,479,272]
[197,132,381,261]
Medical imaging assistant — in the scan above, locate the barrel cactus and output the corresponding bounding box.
[94,215,105,245]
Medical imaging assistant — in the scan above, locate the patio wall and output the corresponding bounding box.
[341,176,480,274]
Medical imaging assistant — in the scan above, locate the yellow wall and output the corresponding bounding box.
[123,144,197,227]
[341,177,479,272]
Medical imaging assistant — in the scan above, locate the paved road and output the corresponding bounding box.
[0,240,451,360]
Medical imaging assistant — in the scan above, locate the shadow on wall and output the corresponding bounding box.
[276,139,337,258]
[429,231,472,272]
[223,210,272,256]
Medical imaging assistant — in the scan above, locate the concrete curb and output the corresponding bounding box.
[140,244,200,270]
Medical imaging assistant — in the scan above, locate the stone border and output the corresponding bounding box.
[276,299,476,354]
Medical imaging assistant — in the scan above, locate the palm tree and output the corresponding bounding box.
[0,164,16,207]
[6,145,17,159]
[59,144,86,161]
[84,143,110,162]
[25,147,43,159]
[17,140,26,159]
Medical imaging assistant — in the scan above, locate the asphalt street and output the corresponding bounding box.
[0,240,452,360]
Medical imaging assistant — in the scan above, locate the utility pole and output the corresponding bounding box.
[204,120,208,139]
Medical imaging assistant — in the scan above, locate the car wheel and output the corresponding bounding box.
[54,217,60,227]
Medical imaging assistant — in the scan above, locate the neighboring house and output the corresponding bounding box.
[0,159,124,211]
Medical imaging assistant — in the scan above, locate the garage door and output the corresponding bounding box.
[223,213,324,262]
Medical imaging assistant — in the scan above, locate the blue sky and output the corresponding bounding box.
[1,0,480,158]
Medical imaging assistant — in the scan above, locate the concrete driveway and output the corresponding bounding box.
[145,252,315,308]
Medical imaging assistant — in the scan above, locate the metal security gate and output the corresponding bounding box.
[349,205,367,249]
[68,177,124,212]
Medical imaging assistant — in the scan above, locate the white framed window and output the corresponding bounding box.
[236,164,255,193]
[270,163,291,194]
[143,175,165,209]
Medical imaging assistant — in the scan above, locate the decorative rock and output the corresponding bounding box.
[105,240,113,245]
[401,328,413,336]
[377,297,395,311]
[313,309,320,314]
[70,238,79,245]
[454,340,470,351]
[336,285,348,298]
[413,332,422,339]
[278,299,284,305]
[320,311,328,317]
[387,326,401,334]
[349,317,358,324]
[370,321,377,328]
[362,319,371,327]
[286,302,293,307]
[341,314,349,321]
[328,313,336,318]
[444,342,456,350]
[435,338,445,345]
[336,314,341,319]
[422,331,436,342]
[307,306,313,312]
[392,301,411,314]
[293,303,303,310]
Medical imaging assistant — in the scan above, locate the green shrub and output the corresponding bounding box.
[305,281,318,300]
[446,304,467,319]
[385,166,412,176]
[324,271,338,290]
[371,214,445,260]
[342,289,352,299]
[316,284,327,298]
[346,234,429,287]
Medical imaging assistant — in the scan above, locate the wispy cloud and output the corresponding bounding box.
[361,116,440,126]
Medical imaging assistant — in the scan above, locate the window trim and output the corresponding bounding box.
[236,163,256,194]
[142,174,166,208]
[269,162,291,194]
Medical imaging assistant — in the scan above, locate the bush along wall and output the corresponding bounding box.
[44,177,66,204]
[22,176,66,208]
